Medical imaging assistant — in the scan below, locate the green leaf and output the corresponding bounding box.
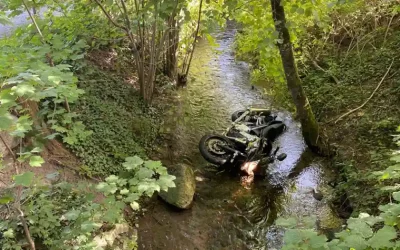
[123,156,144,170]
[390,154,400,163]
[276,217,298,228]
[358,213,383,227]
[30,147,42,153]
[309,234,328,248]
[138,181,160,196]
[347,218,373,238]
[3,229,14,238]
[125,193,140,203]
[120,188,129,195]
[105,175,119,183]
[29,155,45,167]
[0,195,14,205]
[0,112,14,130]
[81,221,102,232]
[368,226,396,249]
[283,229,302,244]
[12,84,35,97]
[14,172,34,186]
[135,167,154,179]
[158,175,176,191]
[393,191,400,202]
[63,210,81,221]
[144,160,163,170]
[10,115,33,137]
[344,234,367,249]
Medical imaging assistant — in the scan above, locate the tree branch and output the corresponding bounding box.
[93,0,128,32]
[22,0,43,39]
[185,0,204,76]
[334,59,394,123]
[0,133,17,161]
[17,207,36,250]
[307,55,340,84]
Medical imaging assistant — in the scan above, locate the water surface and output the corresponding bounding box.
[139,25,340,250]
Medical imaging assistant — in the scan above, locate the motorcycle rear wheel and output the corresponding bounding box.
[261,122,286,142]
[199,134,235,165]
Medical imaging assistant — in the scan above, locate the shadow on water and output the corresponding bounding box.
[138,24,341,250]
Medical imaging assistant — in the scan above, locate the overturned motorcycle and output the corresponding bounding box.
[199,107,287,167]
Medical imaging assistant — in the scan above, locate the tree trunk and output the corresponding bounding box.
[270,0,332,156]
[166,13,179,80]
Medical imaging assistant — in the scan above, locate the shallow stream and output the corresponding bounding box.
[138,25,341,250]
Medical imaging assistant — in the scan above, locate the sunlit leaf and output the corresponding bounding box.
[29,155,45,167]
[135,167,154,179]
[276,217,297,228]
[14,172,34,187]
[123,156,144,170]
[80,221,102,232]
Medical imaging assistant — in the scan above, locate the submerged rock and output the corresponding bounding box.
[159,164,196,209]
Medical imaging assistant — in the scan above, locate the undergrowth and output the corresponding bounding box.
[301,31,400,213]
[69,67,162,176]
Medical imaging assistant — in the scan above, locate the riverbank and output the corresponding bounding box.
[252,29,400,214]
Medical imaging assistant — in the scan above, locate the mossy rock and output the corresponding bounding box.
[159,164,195,209]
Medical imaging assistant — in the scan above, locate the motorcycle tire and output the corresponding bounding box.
[231,110,272,122]
[231,110,246,122]
[261,122,286,142]
[199,134,236,165]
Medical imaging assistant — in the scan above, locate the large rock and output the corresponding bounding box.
[159,164,196,209]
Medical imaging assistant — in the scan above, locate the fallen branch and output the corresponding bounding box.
[49,158,101,182]
[17,207,36,250]
[383,13,395,47]
[0,133,17,161]
[333,59,394,124]
[309,57,340,84]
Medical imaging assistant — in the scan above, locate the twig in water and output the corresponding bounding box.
[333,59,394,124]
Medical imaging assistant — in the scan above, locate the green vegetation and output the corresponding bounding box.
[69,68,161,175]
[0,156,174,249]
[1,0,400,249]
[277,130,400,249]
[232,0,400,208]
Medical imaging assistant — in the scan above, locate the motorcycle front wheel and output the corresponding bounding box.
[199,134,235,165]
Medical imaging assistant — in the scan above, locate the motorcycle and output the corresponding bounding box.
[199,107,287,166]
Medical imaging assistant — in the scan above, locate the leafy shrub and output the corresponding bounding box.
[0,156,175,249]
[96,156,176,211]
[0,183,125,250]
